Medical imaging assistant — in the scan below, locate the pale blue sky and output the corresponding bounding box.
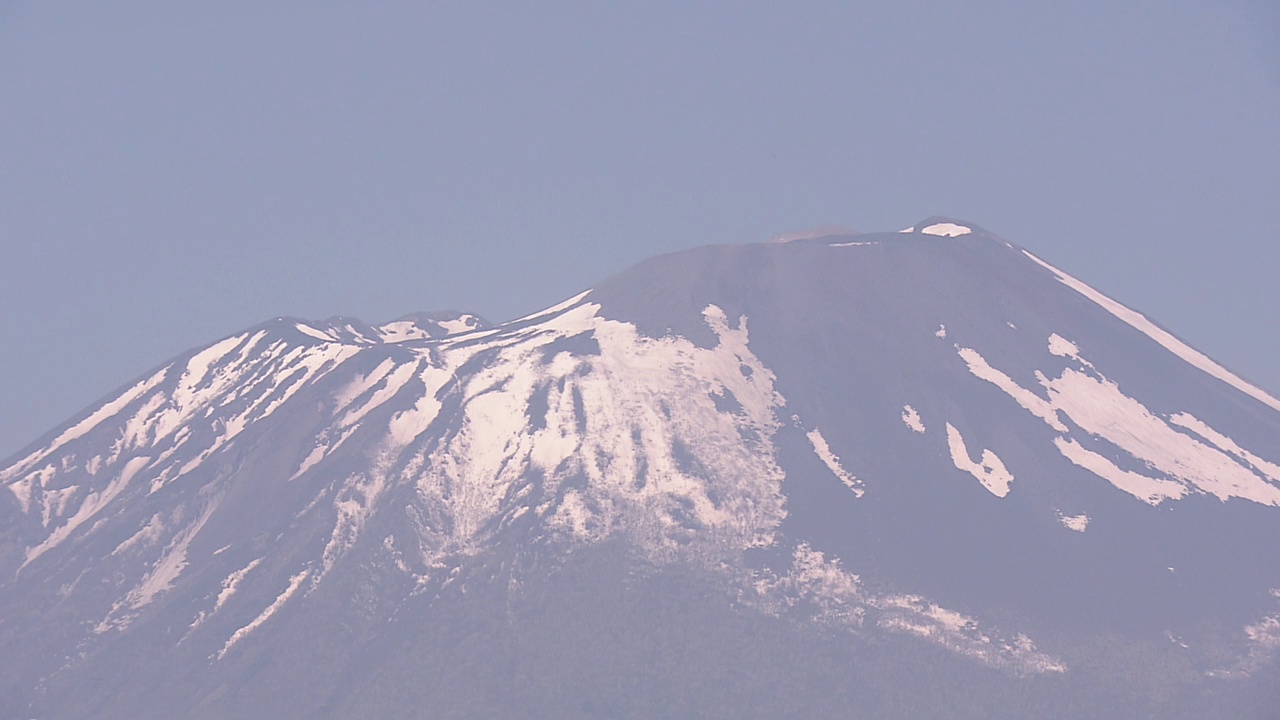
[2,1,1278,459]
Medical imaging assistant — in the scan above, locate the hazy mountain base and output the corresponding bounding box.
[16,542,1273,720]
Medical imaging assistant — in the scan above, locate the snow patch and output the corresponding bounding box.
[806,428,864,497]
[510,290,591,325]
[2,370,165,481]
[1057,512,1089,532]
[750,544,1065,674]
[7,476,32,514]
[958,347,1067,432]
[190,558,264,631]
[946,423,1014,497]
[1044,368,1280,505]
[961,343,1280,506]
[437,315,482,335]
[290,444,328,481]
[97,499,220,633]
[901,405,926,433]
[921,222,972,238]
[1054,438,1186,504]
[110,513,166,556]
[319,469,390,582]
[1048,333,1077,359]
[217,569,309,659]
[126,502,217,606]
[375,320,431,343]
[409,300,789,565]
[24,455,151,568]
[935,324,947,339]
[1209,605,1280,678]
[1024,250,1280,413]
[1048,333,1095,370]
[215,558,262,611]
[386,365,452,447]
[295,323,336,342]
[1170,412,1280,484]
[338,361,418,428]
[334,358,397,411]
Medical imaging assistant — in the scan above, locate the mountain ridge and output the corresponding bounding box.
[2,218,1278,718]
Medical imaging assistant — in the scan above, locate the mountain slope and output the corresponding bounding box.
[3,219,1278,718]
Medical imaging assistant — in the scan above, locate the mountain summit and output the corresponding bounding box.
[3,220,1279,718]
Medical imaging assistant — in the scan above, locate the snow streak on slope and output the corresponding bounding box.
[4,328,363,569]
[0,276,1108,680]
[956,348,1067,432]
[1170,413,1280,483]
[189,557,264,632]
[806,429,864,497]
[901,405,926,433]
[1053,438,1185,504]
[4,371,167,481]
[748,544,1065,675]
[401,301,790,566]
[217,569,310,659]
[945,423,1013,497]
[958,337,1280,506]
[21,455,151,567]
[1024,250,1280,413]
[96,497,220,633]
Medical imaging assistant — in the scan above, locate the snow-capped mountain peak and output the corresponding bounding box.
[2,221,1278,719]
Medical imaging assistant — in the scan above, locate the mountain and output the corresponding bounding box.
[3,219,1279,719]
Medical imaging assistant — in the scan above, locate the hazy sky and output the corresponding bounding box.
[2,1,1278,460]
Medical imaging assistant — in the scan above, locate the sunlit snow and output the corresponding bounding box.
[190,558,264,632]
[22,455,151,568]
[436,315,482,335]
[1057,512,1089,532]
[294,323,336,342]
[806,428,864,497]
[217,569,310,659]
[957,347,1067,432]
[375,320,431,343]
[1170,412,1280,483]
[96,500,220,633]
[1024,250,1280,413]
[921,222,972,238]
[959,342,1280,506]
[945,423,1014,497]
[901,405,926,433]
[748,544,1065,674]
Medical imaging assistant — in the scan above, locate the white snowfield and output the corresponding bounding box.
[945,423,1014,498]
[920,222,973,238]
[806,428,865,497]
[1024,250,1280,414]
[748,544,1065,674]
[4,225,1277,680]
[0,290,1072,675]
[1058,512,1089,532]
[217,569,310,659]
[901,405,926,433]
[956,336,1280,506]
